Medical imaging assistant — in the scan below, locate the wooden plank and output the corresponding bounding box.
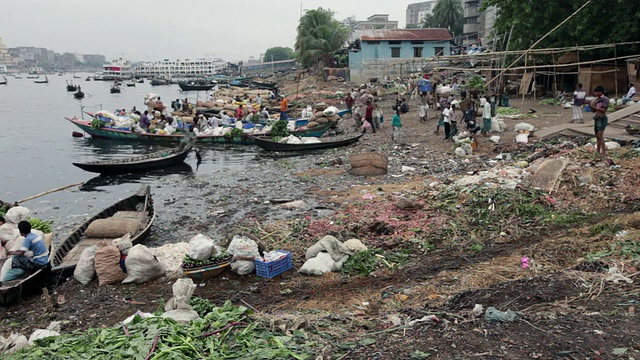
[520,73,533,95]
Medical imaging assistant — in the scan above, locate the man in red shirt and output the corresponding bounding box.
[364,100,375,133]
[345,93,355,117]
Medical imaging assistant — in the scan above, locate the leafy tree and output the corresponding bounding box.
[482,0,640,59]
[295,8,349,70]
[264,47,295,62]
[423,0,463,36]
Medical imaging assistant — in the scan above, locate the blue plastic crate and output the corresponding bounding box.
[255,251,292,278]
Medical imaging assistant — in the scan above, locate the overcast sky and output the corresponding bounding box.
[1,0,417,63]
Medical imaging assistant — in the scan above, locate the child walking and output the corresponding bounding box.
[392,109,402,142]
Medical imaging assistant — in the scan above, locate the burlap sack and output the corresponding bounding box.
[327,114,340,122]
[84,218,141,238]
[316,117,329,124]
[349,153,389,176]
[307,121,319,128]
[94,244,126,286]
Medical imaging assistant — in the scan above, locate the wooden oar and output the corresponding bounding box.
[16,181,84,204]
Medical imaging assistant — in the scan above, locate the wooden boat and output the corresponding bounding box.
[0,247,52,306]
[73,74,81,79]
[73,141,194,174]
[178,82,215,91]
[251,80,277,90]
[65,117,333,144]
[33,75,48,84]
[74,90,85,99]
[85,76,92,81]
[0,76,7,85]
[250,133,363,152]
[137,78,144,84]
[110,86,121,93]
[66,81,78,91]
[50,185,155,276]
[126,82,135,87]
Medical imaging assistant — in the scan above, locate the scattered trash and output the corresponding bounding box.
[408,315,440,326]
[401,165,416,173]
[485,307,518,323]
[472,304,484,317]
[521,257,530,269]
[362,193,374,200]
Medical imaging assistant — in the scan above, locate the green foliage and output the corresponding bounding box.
[90,118,107,130]
[467,75,485,90]
[586,241,640,261]
[481,0,640,58]
[588,222,624,237]
[264,47,296,62]
[496,107,520,115]
[29,217,53,233]
[295,8,349,69]
[270,120,290,138]
[341,249,383,276]
[6,299,311,360]
[226,128,244,138]
[423,0,463,36]
[539,99,562,106]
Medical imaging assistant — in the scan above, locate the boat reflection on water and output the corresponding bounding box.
[80,162,194,192]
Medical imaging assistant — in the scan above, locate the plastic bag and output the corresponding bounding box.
[188,234,216,261]
[226,235,259,260]
[73,245,97,285]
[123,244,166,284]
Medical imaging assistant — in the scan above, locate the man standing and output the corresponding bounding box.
[280,97,289,120]
[345,93,355,117]
[590,85,610,157]
[256,94,263,107]
[7,221,49,272]
[571,83,586,123]
[365,100,375,133]
[481,97,492,135]
[139,110,150,131]
[442,102,452,140]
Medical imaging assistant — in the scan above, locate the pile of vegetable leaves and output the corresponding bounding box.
[5,299,312,359]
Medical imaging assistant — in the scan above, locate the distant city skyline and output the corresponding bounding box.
[1,0,420,63]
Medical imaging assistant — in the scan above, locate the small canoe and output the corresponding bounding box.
[50,185,155,276]
[126,82,135,87]
[179,83,215,91]
[34,75,49,84]
[250,133,363,152]
[0,76,7,85]
[73,141,194,174]
[110,86,121,93]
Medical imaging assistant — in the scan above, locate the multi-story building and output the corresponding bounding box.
[406,1,437,28]
[463,0,497,45]
[0,37,11,66]
[344,14,399,42]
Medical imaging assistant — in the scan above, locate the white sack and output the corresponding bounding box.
[112,234,133,255]
[165,278,196,311]
[4,206,30,224]
[73,245,97,285]
[188,234,216,261]
[514,122,535,132]
[516,134,529,144]
[299,252,349,276]
[123,244,166,284]
[305,235,352,261]
[28,329,60,345]
[605,141,621,150]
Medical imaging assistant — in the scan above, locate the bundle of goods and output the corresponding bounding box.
[180,234,232,279]
[306,105,340,128]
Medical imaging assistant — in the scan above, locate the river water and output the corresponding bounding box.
[0,74,309,245]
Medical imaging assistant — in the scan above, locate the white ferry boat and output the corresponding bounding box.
[96,58,133,81]
[134,56,226,77]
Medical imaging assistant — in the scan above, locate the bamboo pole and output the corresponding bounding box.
[614,44,618,97]
[17,182,84,204]
[485,0,594,89]
[521,54,528,112]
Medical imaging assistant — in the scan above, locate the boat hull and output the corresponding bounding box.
[73,142,193,174]
[178,83,215,91]
[66,117,331,144]
[250,133,362,152]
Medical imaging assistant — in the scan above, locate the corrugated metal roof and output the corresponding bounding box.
[361,28,452,42]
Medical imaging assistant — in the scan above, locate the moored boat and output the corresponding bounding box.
[73,141,194,174]
[33,75,49,84]
[65,117,332,144]
[250,133,363,152]
[178,82,215,91]
[110,85,121,93]
[51,185,155,276]
[0,76,6,85]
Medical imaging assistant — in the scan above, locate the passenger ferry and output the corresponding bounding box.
[134,56,226,78]
[96,58,133,81]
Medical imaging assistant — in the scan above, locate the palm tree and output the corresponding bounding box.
[295,8,349,70]
[424,0,463,36]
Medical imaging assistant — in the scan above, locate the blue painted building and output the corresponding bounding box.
[348,28,452,83]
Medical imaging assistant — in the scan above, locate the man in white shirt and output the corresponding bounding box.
[622,83,636,104]
[219,111,231,126]
[481,97,492,134]
[419,104,427,123]
[442,103,452,140]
